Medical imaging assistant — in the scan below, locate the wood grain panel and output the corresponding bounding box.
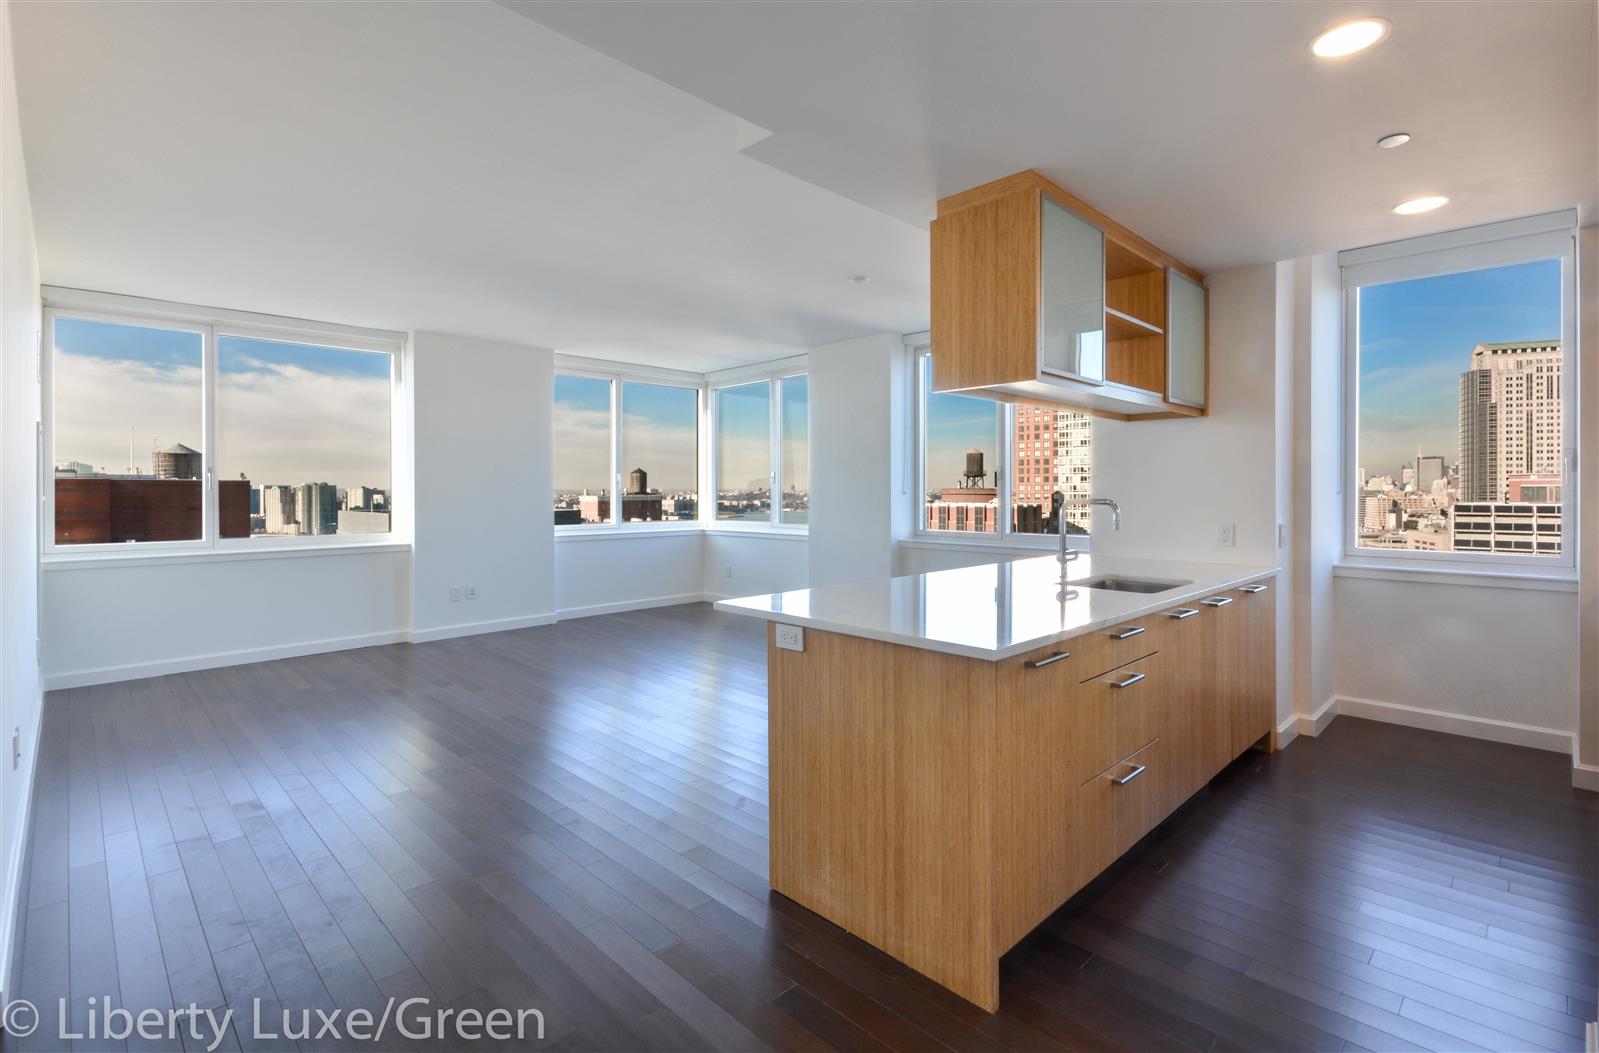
[1106,334,1166,393]
[929,188,1040,393]
[937,170,1205,285]
[1105,268,1166,330]
[768,625,1001,1011]
[1236,583,1276,755]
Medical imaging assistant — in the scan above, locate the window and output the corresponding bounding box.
[620,382,698,522]
[714,381,771,522]
[916,351,1094,541]
[51,316,205,545]
[45,294,402,554]
[552,374,614,524]
[552,364,702,528]
[217,336,393,538]
[779,375,809,524]
[1341,212,1575,567]
[708,369,809,529]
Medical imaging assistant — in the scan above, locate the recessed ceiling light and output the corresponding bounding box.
[1311,18,1390,58]
[848,274,871,284]
[1393,195,1448,215]
[1376,132,1412,149]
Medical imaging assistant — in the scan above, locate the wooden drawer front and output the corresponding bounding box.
[1109,737,1166,856]
[1064,619,1162,682]
[1067,653,1159,787]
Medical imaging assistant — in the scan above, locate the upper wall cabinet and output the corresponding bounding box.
[930,170,1207,419]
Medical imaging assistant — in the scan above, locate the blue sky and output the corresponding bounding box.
[53,318,392,489]
[924,351,999,491]
[716,381,771,492]
[1358,258,1560,480]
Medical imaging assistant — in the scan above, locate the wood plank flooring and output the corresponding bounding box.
[11,603,1597,1051]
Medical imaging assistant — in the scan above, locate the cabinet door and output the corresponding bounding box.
[1039,195,1105,383]
[1156,603,1216,806]
[1233,581,1275,755]
[1166,269,1207,409]
[1203,592,1246,771]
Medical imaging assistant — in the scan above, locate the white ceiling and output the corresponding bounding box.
[13,1,1597,370]
[11,0,929,370]
[511,0,1598,272]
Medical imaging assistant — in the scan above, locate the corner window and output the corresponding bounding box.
[1341,212,1574,567]
[45,296,402,554]
[915,350,1094,542]
[707,366,808,530]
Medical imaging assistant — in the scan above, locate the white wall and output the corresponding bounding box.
[1579,226,1597,785]
[703,531,808,599]
[808,332,910,586]
[41,550,411,686]
[1333,577,1578,749]
[410,331,554,641]
[0,0,40,987]
[554,532,705,616]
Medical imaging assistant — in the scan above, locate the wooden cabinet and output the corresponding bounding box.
[769,574,1275,1014]
[930,169,1207,419]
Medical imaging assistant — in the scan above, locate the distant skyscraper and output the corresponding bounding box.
[1010,405,1093,533]
[1458,341,1561,502]
[1415,455,1446,493]
[297,482,339,535]
[261,485,297,534]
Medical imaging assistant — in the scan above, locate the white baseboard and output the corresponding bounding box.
[1334,694,1575,755]
[42,629,412,691]
[1573,762,1599,793]
[1274,712,1299,750]
[556,592,716,620]
[2,700,43,997]
[408,612,557,644]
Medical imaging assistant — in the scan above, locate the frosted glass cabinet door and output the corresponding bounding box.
[1039,196,1105,383]
[1166,269,1207,408]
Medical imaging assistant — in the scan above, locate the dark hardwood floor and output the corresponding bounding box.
[11,604,1597,1052]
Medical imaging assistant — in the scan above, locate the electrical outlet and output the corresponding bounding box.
[449,586,463,602]
[775,624,805,652]
[1218,523,1235,548]
[724,565,733,579]
[465,585,479,600]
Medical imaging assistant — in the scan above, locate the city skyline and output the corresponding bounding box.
[1358,258,1560,480]
[52,318,393,493]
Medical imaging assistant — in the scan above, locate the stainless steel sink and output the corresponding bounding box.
[1067,576,1191,594]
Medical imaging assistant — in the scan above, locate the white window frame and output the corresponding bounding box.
[706,355,809,534]
[909,340,1088,551]
[1338,210,1578,572]
[552,355,707,535]
[41,288,407,561]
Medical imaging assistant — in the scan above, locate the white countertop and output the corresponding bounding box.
[713,554,1278,661]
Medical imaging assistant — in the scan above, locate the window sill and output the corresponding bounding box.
[554,524,809,542]
[704,524,808,539]
[42,540,412,571]
[901,535,1090,555]
[1332,560,1576,593]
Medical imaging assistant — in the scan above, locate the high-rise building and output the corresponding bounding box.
[261,484,297,534]
[1010,405,1092,533]
[345,485,378,511]
[1458,341,1561,501]
[297,482,339,535]
[1415,454,1446,493]
[152,442,202,480]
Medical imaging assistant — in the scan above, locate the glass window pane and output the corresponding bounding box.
[780,375,809,524]
[1010,404,1094,535]
[52,317,204,544]
[716,381,771,521]
[1355,258,1562,557]
[620,381,698,522]
[921,356,1000,533]
[217,336,393,538]
[553,374,613,524]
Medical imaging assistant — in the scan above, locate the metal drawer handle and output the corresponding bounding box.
[1239,583,1268,594]
[1027,651,1071,669]
[1111,763,1146,786]
[1168,608,1199,619]
[1201,596,1233,607]
[1106,626,1146,640]
[1110,672,1145,689]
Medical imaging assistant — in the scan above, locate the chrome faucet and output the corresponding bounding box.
[1090,497,1122,532]
[1050,491,1079,569]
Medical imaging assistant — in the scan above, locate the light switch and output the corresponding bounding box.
[775,624,805,652]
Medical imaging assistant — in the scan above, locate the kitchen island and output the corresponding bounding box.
[715,554,1278,1012]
